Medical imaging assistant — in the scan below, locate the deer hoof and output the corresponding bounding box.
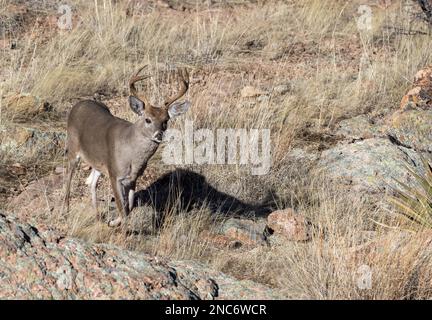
[108,217,122,228]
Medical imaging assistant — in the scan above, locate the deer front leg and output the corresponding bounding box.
[108,174,127,228]
[117,175,137,214]
[108,175,134,228]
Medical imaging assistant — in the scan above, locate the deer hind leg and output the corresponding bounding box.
[86,169,101,219]
[85,169,95,185]
[128,189,135,212]
[63,155,80,214]
[128,181,136,212]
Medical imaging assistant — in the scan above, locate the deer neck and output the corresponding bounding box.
[130,118,160,149]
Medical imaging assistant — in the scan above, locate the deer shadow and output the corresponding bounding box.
[133,169,276,228]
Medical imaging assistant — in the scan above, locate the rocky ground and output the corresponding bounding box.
[1,0,432,299]
[0,213,285,299]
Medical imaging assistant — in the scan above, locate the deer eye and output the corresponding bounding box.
[145,118,152,124]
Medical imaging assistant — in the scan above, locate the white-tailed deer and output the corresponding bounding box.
[63,66,190,227]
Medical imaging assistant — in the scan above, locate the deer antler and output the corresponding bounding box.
[129,65,151,107]
[164,68,189,107]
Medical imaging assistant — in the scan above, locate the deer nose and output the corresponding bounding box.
[151,131,163,143]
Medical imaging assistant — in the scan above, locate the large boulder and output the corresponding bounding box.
[387,108,432,152]
[387,65,432,152]
[318,138,423,193]
[398,66,432,111]
[0,213,283,299]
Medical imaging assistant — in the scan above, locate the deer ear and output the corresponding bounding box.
[168,100,191,119]
[129,96,145,115]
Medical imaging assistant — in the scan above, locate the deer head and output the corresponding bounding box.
[128,65,190,143]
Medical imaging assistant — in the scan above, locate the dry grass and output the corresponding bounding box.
[2,0,432,299]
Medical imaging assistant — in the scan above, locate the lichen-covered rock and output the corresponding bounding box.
[318,138,423,193]
[272,84,291,96]
[0,213,282,299]
[266,209,311,242]
[388,65,432,151]
[170,260,285,300]
[0,124,65,160]
[387,108,432,152]
[219,218,266,247]
[399,66,432,111]
[335,115,382,140]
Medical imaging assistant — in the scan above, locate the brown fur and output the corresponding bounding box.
[63,68,190,228]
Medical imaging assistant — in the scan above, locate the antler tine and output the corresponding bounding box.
[129,65,151,106]
[164,68,189,108]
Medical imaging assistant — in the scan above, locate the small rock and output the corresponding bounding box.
[4,94,50,121]
[9,163,26,176]
[240,86,267,98]
[272,84,290,96]
[54,166,65,174]
[220,218,266,246]
[257,95,270,103]
[194,278,218,300]
[266,209,311,242]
